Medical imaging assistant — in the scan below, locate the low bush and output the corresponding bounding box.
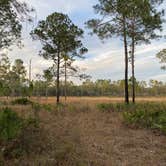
[42,104,54,112]
[97,103,113,112]
[2,116,42,159]
[97,102,166,134]
[24,116,40,128]
[97,102,166,112]
[123,104,166,134]
[11,98,33,105]
[97,103,131,112]
[0,107,42,159]
[0,107,23,141]
[124,110,152,127]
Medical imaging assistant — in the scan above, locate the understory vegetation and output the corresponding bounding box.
[0,98,166,165]
[0,107,22,141]
[0,107,41,163]
[98,102,166,134]
[123,104,166,134]
[11,98,33,105]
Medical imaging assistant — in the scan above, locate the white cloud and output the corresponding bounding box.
[147,74,166,82]
[21,0,96,18]
[136,42,166,56]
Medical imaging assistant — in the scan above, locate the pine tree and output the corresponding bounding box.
[86,0,131,103]
[0,0,34,50]
[127,0,164,103]
[31,12,87,104]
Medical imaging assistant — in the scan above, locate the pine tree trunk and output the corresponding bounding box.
[64,60,67,101]
[56,52,60,104]
[122,15,129,104]
[131,27,135,104]
[45,84,48,102]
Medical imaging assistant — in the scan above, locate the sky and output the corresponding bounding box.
[4,0,166,83]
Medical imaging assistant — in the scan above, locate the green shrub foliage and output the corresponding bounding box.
[11,98,33,105]
[122,103,166,133]
[98,102,166,134]
[0,107,22,141]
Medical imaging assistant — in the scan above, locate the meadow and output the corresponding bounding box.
[29,96,166,104]
[0,97,166,166]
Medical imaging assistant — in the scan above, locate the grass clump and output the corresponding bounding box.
[11,98,33,105]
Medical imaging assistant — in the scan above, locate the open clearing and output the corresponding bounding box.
[32,96,166,104]
[1,97,166,166]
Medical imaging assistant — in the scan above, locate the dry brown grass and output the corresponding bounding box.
[1,97,166,165]
[29,96,166,105]
[0,96,165,105]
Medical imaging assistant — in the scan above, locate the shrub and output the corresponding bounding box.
[97,102,166,134]
[24,116,40,128]
[0,108,41,159]
[123,108,166,134]
[11,98,33,105]
[32,102,41,110]
[42,104,53,112]
[97,102,166,112]
[0,107,23,141]
[152,114,166,133]
[123,110,152,127]
[97,103,112,112]
[97,103,130,112]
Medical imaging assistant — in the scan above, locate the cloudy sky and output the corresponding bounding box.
[5,0,166,82]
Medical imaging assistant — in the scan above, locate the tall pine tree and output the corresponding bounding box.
[31,12,87,104]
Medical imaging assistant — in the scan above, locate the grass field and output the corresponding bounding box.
[31,96,166,104]
[0,97,166,165]
[1,96,165,104]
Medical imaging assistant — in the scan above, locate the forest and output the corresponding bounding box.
[0,0,166,165]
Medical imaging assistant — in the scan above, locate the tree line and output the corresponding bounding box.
[0,53,165,98]
[29,78,166,97]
